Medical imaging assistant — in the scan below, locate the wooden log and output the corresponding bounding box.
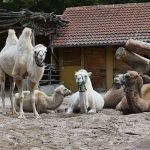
[124,39,150,52]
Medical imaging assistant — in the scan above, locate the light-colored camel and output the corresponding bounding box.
[0,27,47,118]
[14,85,71,113]
[115,47,150,75]
[103,74,125,108]
[0,29,18,114]
[116,71,150,113]
[66,69,104,114]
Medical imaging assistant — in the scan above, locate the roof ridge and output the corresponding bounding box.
[65,2,150,11]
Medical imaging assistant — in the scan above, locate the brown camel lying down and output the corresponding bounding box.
[15,85,71,113]
[104,73,150,112]
[116,71,150,113]
[103,74,125,108]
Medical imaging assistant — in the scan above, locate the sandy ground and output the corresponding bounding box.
[0,97,150,150]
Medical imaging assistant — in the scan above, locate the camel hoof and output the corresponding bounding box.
[12,109,17,115]
[66,108,73,114]
[88,109,96,114]
[35,114,40,119]
[18,114,26,119]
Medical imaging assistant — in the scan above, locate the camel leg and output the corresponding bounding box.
[66,98,80,114]
[88,99,96,114]
[0,71,6,114]
[1,81,6,114]
[116,96,130,114]
[15,79,25,118]
[9,77,16,114]
[66,107,73,114]
[30,82,40,119]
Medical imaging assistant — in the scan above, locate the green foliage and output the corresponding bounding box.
[0,0,150,14]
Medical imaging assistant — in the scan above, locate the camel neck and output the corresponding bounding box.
[79,91,88,113]
[85,78,94,91]
[125,84,142,113]
[46,92,64,110]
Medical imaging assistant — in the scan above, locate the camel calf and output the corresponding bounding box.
[15,85,71,113]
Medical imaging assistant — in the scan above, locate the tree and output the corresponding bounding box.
[1,0,150,14]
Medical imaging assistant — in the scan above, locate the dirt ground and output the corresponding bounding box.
[0,97,150,150]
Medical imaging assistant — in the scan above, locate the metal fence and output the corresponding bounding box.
[39,64,61,86]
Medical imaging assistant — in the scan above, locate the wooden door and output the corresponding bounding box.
[84,47,106,92]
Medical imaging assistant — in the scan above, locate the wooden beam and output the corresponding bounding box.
[106,46,113,90]
[124,39,150,52]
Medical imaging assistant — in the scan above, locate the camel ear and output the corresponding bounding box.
[88,72,92,77]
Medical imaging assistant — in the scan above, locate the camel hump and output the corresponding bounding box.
[6,29,18,46]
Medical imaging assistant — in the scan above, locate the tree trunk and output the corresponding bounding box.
[124,39,150,52]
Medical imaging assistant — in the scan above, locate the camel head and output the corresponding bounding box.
[75,69,91,86]
[54,85,72,96]
[75,69,92,92]
[123,71,143,88]
[113,74,124,89]
[34,44,47,67]
[115,47,127,60]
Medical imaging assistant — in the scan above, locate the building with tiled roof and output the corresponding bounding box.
[52,3,150,47]
[51,3,150,91]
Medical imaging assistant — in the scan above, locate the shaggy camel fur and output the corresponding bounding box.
[116,71,150,113]
[0,29,18,114]
[103,74,125,108]
[15,85,71,113]
[115,47,150,75]
[0,27,47,118]
[66,69,104,114]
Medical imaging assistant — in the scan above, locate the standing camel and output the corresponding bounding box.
[0,27,47,118]
[0,29,18,114]
[66,69,104,114]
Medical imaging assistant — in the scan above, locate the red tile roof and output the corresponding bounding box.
[52,3,150,47]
